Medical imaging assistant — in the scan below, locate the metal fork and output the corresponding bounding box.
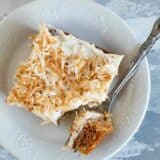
[106,17,160,112]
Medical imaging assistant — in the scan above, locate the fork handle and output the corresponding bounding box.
[108,17,160,112]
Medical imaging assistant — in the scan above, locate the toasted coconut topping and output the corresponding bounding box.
[7,25,123,124]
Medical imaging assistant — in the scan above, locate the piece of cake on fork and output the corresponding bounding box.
[7,25,123,125]
[65,110,113,154]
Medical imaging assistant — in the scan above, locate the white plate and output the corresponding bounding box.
[0,0,150,160]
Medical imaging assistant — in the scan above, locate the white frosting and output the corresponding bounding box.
[32,109,62,125]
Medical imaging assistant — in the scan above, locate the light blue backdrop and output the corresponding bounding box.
[0,0,160,159]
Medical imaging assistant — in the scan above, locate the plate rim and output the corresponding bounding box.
[0,0,151,159]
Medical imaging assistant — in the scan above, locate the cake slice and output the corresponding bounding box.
[7,25,123,125]
[65,110,113,154]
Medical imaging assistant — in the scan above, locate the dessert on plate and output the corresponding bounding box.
[6,25,123,154]
[7,25,123,125]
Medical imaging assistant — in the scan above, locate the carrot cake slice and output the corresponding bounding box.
[7,25,123,125]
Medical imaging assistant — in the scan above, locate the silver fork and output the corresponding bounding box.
[106,17,160,112]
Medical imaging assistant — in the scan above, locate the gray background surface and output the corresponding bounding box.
[0,0,160,159]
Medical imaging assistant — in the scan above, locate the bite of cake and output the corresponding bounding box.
[65,110,113,154]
